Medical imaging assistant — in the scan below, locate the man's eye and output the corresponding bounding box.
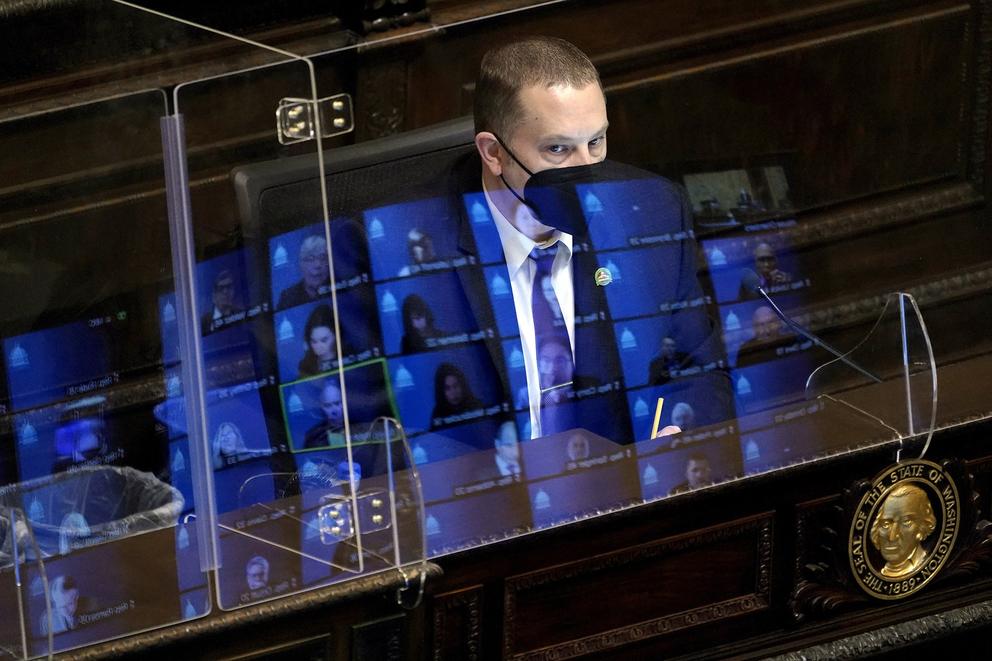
[546,145,567,155]
[589,136,605,147]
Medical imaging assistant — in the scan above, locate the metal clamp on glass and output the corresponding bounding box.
[276,93,354,145]
[316,489,391,545]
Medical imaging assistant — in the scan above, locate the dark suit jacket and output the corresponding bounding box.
[340,147,732,443]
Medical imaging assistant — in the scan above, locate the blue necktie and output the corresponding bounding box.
[530,244,576,436]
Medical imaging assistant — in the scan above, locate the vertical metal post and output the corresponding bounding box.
[160,114,220,574]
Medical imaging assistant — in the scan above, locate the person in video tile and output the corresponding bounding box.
[538,335,598,405]
[40,575,88,634]
[736,305,790,368]
[739,242,792,300]
[278,235,331,309]
[407,228,436,265]
[670,401,697,432]
[52,418,109,473]
[298,304,338,377]
[211,421,267,469]
[401,294,442,354]
[245,555,270,591]
[669,452,713,494]
[648,336,690,386]
[304,381,345,449]
[430,363,484,429]
[493,420,522,477]
[202,269,245,334]
[58,512,90,556]
[566,433,590,462]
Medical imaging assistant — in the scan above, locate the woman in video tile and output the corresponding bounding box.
[430,363,483,429]
[297,304,338,377]
[211,421,268,469]
[400,294,442,354]
[58,512,91,556]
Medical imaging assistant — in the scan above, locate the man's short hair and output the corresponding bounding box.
[474,36,602,139]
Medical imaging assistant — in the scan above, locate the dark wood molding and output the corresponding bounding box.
[502,513,774,659]
[969,0,992,190]
[63,563,440,660]
[769,597,992,660]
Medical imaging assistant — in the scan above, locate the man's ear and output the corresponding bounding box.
[475,132,503,177]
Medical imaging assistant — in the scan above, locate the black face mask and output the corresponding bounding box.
[529,158,675,236]
[493,134,536,206]
[495,136,662,235]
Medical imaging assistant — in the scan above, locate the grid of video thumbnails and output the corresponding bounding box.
[0,291,209,655]
[0,158,837,648]
[412,164,833,554]
[157,165,831,566]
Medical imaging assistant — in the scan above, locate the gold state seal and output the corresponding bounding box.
[849,459,959,600]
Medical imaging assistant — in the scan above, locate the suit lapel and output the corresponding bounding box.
[448,152,518,395]
[570,231,607,384]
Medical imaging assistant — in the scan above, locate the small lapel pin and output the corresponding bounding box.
[594,267,613,287]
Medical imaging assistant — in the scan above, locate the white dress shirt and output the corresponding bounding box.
[482,179,575,438]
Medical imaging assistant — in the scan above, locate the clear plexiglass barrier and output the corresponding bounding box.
[0,0,955,654]
[209,417,424,610]
[806,293,938,458]
[0,507,50,660]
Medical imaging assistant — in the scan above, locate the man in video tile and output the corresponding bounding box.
[538,334,599,405]
[739,242,792,300]
[277,235,331,309]
[40,574,90,634]
[736,305,792,368]
[304,380,345,449]
[648,336,691,386]
[669,452,713,495]
[245,555,270,591]
[201,269,245,334]
[492,420,522,477]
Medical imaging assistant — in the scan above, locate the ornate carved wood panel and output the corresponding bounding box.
[431,585,484,661]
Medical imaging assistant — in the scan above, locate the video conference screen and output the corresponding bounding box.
[700,229,821,416]
[0,131,841,630]
[20,526,182,656]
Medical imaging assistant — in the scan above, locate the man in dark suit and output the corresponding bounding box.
[354,37,730,446]
[457,36,730,440]
[201,269,245,334]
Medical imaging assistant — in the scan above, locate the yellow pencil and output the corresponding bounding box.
[650,397,665,439]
